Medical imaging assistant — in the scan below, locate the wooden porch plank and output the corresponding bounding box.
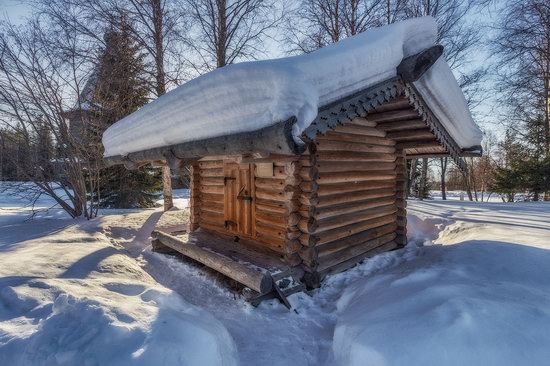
[152,230,274,294]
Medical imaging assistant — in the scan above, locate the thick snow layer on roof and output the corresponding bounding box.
[103,16,481,157]
[413,58,483,149]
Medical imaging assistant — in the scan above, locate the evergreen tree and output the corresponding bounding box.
[524,115,547,158]
[92,18,161,208]
[493,166,522,202]
[0,128,28,181]
[495,158,550,202]
[93,19,148,125]
[493,128,550,201]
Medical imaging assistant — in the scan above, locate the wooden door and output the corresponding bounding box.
[223,162,253,237]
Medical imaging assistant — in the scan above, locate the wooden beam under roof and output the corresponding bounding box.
[105,117,304,167]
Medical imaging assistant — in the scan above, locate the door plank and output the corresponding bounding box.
[223,162,239,233]
[237,163,253,236]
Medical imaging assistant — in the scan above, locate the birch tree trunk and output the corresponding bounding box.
[150,0,172,210]
[408,158,417,197]
[419,158,428,200]
[440,157,448,200]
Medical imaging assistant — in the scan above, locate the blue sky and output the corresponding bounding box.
[1,0,30,24]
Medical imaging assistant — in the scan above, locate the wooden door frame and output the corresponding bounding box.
[223,160,255,238]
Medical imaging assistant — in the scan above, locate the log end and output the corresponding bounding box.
[302,271,322,289]
[259,274,274,294]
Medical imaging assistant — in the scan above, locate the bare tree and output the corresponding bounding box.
[403,1,491,199]
[287,0,488,106]
[30,0,190,210]
[419,157,428,199]
[404,1,488,104]
[492,0,550,200]
[185,0,282,71]
[407,158,418,197]
[0,20,101,218]
[286,0,385,53]
[456,133,498,202]
[31,0,188,94]
[380,0,408,24]
[493,0,550,156]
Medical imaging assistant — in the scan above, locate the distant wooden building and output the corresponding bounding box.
[103,19,482,305]
[62,73,100,145]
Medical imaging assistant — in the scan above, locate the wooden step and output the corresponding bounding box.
[152,230,307,308]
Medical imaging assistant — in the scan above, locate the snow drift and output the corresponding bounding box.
[331,211,550,366]
[0,289,236,366]
[102,17,482,158]
[0,223,238,366]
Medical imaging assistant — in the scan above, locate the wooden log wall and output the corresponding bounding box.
[395,149,408,247]
[183,95,453,287]
[298,118,400,285]
[296,147,318,282]
[296,97,449,283]
[192,156,303,263]
[195,157,225,233]
[189,163,201,231]
[253,159,302,264]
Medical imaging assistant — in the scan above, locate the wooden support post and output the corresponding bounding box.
[189,163,201,231]
[162,165,173,211]
[395,149,408,247]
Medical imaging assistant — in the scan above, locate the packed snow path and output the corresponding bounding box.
[1,196,549,365]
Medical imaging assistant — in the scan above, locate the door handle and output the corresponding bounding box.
[237,186,253,202]
[223,176,236,185]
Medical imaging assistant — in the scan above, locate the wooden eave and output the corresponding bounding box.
[301,46,481,170]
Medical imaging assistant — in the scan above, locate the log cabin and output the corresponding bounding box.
[102,17,482,305]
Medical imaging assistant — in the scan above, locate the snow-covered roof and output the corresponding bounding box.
[102,17,482,159]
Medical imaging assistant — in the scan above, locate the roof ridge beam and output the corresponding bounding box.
[397,45,444,83]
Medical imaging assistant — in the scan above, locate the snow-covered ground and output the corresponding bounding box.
[154,188,190,209]
[1,189,549,365]
[429,190,518,202]
[429,189,502,202]
[0,192,237,365]
[333,200,550,365]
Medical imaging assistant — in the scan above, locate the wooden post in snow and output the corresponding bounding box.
[162,165,173,211]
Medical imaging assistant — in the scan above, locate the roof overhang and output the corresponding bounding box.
[104,117,305,169]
